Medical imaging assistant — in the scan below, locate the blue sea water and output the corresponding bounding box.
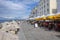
[0,20,12,23]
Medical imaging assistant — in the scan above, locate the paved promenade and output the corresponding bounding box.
[0,31,18,40]
[0,21,60,40]
[18,21,60,40]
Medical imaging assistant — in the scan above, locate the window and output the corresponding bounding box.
[52,9,57,13]
[44,5,45,8]
[47,9,49,13]
[42,7,43,9]
[44,0,45,3]
[47,3,49,6]
[47,9,49,11]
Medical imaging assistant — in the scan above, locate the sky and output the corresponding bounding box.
[0,0,40,19]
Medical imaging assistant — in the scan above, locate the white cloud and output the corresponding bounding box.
[0,1,27,10]
[0,0,40,19]
[20,15,29,19]
[4,16,15,19]
[21,0,40,4]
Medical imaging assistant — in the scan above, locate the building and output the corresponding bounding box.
[39,0,57,16]
[29,0,60,18]
[29,7,38,18]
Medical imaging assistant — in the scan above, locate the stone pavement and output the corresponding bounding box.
[18,21,27,40]
[18,21,60,40]
[0,31,18,40]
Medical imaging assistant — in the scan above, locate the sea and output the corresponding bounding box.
[0,20,13,23]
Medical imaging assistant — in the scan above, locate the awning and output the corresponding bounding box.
[54,14,60,20]
[46,14,60,20]
[46,15,56,20]
[34,15,47,21]
[34,16,42,21]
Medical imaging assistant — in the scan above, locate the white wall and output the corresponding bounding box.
[49,0,57,14]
